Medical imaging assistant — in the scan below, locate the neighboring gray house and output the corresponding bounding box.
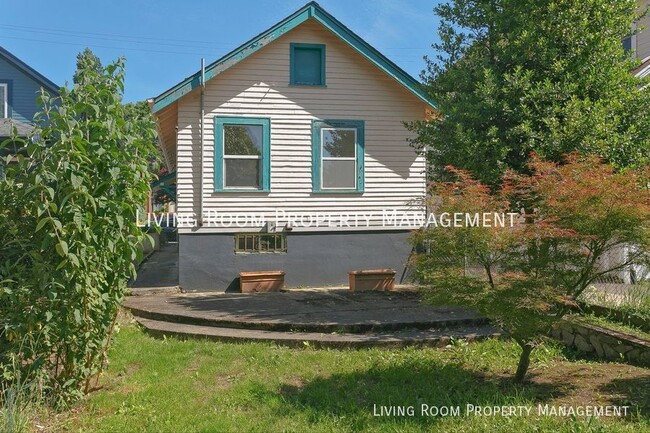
[627,0,650,78]
[0,45,59,141]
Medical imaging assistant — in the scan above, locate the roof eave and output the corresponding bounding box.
[0,46,60,95]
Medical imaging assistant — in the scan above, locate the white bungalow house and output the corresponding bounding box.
[150,2,437,291]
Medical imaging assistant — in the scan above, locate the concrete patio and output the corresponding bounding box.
[125,289,500,348]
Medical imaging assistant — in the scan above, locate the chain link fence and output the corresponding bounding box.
[577,247,650,310]
[415,241,649,312]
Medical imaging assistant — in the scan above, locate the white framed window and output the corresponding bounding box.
[320,127,357,190]
[312,119,365,193]
[0,83,7,118]
[223,124,263,189]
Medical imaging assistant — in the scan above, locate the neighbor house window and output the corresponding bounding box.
[312,120,364,193]
[623,25,636,57]
[235,233,286,253]
[623,36,633,52]
[0,83,7,118]
[290,43,326,86]
[214,117,271,191]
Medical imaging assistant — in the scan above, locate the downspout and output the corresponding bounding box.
[198,58,205,227]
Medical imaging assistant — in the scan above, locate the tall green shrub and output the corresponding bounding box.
[0,50,156,405]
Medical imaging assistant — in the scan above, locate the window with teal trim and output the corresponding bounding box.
[290,43,326,86]
[312,120,364,193]
[214,117,271,192]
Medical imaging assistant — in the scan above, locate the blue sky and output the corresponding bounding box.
[1,0,443,103]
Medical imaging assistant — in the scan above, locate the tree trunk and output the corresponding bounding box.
[515,342,534,383]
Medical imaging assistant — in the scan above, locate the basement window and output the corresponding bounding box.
[290,43,326,86]
[235,233,287,253]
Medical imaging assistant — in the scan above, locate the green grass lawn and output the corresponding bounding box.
[575,314,650,341]
[48,320,650,433]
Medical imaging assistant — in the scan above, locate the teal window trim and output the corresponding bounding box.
[214,116,271,192]
[312,119,364,194]
[290,43,326,86]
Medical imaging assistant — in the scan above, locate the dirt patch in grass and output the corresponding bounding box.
[214,374,237,390]
[519,361,650,414]
[284,376,305,390]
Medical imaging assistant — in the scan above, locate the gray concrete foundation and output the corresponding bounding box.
[179,230,414,291]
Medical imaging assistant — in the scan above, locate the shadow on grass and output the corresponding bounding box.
[598,375,650,416]
[549,343,650,417]
[276,360,570,429]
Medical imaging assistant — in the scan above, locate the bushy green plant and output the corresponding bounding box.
[0,50,157,405]
[411,154,650,381]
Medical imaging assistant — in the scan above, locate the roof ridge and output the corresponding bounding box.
[151,1,436,112]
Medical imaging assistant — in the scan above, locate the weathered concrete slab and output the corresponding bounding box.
[136,317,501,349]
[125,289,487,333]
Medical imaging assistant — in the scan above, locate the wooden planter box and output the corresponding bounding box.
[349,269,396,291]
[239,271,285,293]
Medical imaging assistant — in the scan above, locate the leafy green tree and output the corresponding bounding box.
[408,0,650,186]
[0,51,156,404]
[412,154,650,382]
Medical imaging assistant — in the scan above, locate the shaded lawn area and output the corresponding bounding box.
[50,322,650,433]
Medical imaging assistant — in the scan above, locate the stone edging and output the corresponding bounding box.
[551,318,650,367]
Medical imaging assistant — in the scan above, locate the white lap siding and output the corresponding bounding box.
[176,20,427,232]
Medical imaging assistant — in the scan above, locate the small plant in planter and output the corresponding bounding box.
[411,154,650,382]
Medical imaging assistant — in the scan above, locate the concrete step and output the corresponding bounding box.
[124,291,489,334]
[135,317,502,349]
[126,286,181,297]
[126,303,488,333]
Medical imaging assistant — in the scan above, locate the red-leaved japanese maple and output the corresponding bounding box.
[412,154,650,381]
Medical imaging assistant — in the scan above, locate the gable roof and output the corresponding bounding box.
[152,1,436,113]
[0,46,59,95]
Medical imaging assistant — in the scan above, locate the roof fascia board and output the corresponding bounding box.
[0,46,59,95]
[310,7,436,109]
[152,6,313,113]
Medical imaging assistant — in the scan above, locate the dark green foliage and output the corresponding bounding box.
[0,50,157,405]
[408,0,650,186]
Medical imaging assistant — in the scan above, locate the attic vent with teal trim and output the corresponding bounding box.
[290,43,326,86]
